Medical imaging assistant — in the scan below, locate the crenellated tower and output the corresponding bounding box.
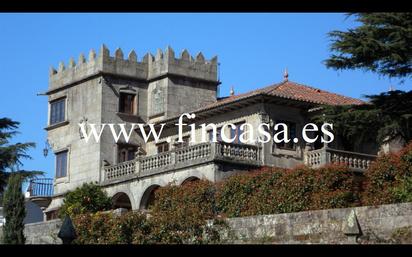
[45,45,219,214]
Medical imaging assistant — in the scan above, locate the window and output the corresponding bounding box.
[208,129,222,142]
[55,151,68,178]
[118,145,137,163]
[157,142,169,153]
[230,122,245,144]
[275,120,297,150]
[175,136,190,149]
[50,98,65,125]
[119,93,137,115]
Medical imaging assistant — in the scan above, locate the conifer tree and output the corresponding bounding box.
[326,13,412,80]
[2,173,26,244]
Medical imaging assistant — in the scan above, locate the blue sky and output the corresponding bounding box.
[0,13,409,181]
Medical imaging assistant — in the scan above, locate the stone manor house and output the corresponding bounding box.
[27,45,380,220]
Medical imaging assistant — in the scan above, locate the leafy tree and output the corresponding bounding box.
[312,90,412,150]
[325,13,412,80]
[0,118,36,194]
[59,182,112,218]
[2,173,26,244]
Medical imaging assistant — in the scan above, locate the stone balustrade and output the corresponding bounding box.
[305,147,376,172]
[103,142,261,183]
[105,159,136,180]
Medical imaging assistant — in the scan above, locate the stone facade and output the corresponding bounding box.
[43,45,378,217]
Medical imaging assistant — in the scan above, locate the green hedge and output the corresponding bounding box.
[216,164,356,218]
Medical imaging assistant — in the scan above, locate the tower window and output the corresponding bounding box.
[55,150,68,178]
[175,136,190,149]
[119,93,137,115]
[157,142,169,153]
[118,145,137,163]
[50,98,66,125]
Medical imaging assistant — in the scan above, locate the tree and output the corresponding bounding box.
[2,173,26,244]
[0,118,38,195]
[320,13,412,149]
[58,182,112,218]
[325,13,412,80]
[312,90,412,151]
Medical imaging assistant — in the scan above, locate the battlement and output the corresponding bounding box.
[48,45,218,91]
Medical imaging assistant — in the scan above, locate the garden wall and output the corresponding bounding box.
[24,219,62,244]
[17,202,412,244]
[222,202,412,244]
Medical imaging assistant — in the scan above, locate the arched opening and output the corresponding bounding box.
[112,192,132,210]
[181,176,200,185]
[139,185,160,210]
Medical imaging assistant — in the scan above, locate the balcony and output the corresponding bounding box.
[104,142,262,184]
[26,178,54,208]
[305,147,377,172]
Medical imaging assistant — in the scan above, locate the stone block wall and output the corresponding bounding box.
[24,219,62,244]
[221,202,412,244]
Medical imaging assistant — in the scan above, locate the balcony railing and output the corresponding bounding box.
[104,142,262,183]
[26,178,54,197]
[305,147,377,172]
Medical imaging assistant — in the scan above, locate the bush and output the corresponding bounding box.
[59,182,112,219]
[216,164,356,218]
[73,211,151,244]
[148,180,223,244]
[72,180,225,244]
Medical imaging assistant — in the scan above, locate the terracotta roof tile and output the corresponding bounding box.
[156,80,365,125]
[196,80,364,112]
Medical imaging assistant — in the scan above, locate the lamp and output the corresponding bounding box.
[43,139,52,157]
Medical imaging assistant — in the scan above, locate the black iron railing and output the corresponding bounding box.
[27,178,54,197]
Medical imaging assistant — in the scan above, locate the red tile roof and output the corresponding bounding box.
[196,80,364,112]
[154,80,365,125]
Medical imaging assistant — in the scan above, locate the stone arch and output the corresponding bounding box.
[139,184,160,210]
[181,176,200,185]
[111,192,132,210]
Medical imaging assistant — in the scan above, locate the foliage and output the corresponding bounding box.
[72,211,151,244]
[72,180,226,244]
[362,141,412,205]
[325,13,412,80]
[147,180,223,244]
[312,90,412,150]
[216,165,356,218]
[2,173,26,244]
[58,182,112,219]
[0,117,37,194]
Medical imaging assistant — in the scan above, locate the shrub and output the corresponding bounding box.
[148,180,223,244]
[216,164,355,218]
[309,164,357,209]
[73,211,151,244]
[59,182,112,219]
[72,180,225,244]
[362,152,403,205]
